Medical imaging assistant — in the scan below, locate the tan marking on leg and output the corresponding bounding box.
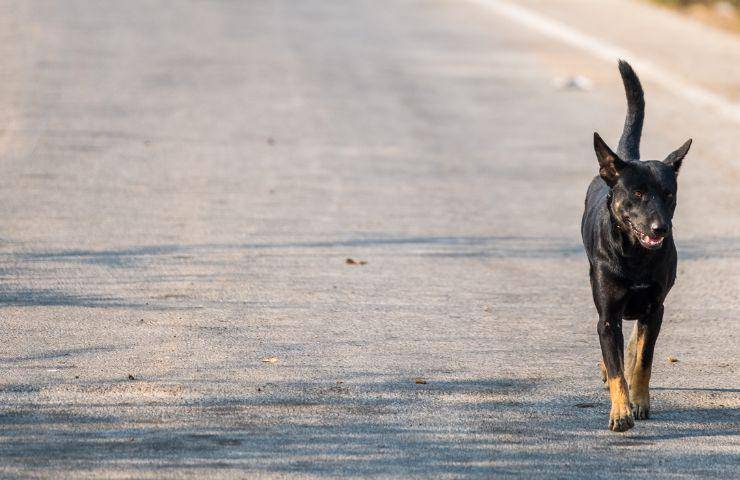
[629,327,651,419]
[608,375,634,432]
[625,323,638,385]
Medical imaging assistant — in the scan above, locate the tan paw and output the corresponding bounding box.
[609,404,635,432]
[630,394,650,420]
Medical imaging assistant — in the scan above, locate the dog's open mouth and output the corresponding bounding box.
[626,220,664,249]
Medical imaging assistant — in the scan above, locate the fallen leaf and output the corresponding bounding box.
[668,356,679,363]
[413,377,427,385]
[345,258,368,265]
[553,75,593,91]
[261,357,278,364]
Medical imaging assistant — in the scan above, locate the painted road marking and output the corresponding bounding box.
[468,0,740,124]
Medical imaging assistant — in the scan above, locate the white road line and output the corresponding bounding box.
[468,0,740,124]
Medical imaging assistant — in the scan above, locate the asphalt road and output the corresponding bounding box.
[0,1,738,478]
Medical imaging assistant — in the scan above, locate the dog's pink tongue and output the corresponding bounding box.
[642,234,662,246]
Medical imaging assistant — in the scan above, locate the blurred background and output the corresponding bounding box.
[0,1,737,478]
[655,0,740,31]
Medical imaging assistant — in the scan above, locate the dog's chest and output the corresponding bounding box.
[619,258,661,290]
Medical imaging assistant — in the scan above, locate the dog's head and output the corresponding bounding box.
[593,133,691,250]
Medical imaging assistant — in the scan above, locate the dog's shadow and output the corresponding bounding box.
[644,386,740,441]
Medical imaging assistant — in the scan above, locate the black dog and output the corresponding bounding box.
[581,60,692,432]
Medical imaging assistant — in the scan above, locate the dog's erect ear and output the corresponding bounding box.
[663,139,692,174]
[594,132,626,186]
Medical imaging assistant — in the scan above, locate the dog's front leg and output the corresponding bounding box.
[597,307,634,432]
[628,304,663,420]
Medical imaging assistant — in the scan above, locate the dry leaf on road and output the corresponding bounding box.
[345,258,368,265]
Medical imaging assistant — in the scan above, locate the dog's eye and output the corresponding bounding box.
[633,190,643,198]
[666,192,674,198]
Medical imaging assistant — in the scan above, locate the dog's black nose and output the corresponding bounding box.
[650,221,669,236]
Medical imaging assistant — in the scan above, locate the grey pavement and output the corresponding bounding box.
[0,1,738,478]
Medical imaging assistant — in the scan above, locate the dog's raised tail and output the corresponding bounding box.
[617,60,644,160]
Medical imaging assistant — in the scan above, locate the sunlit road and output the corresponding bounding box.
[0,1,737,478]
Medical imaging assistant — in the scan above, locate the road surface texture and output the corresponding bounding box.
[0,0,738,478]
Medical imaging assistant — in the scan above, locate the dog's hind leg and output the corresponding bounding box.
[629,305,663,420]
[624,323,638,386]
[598,360,608,389]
